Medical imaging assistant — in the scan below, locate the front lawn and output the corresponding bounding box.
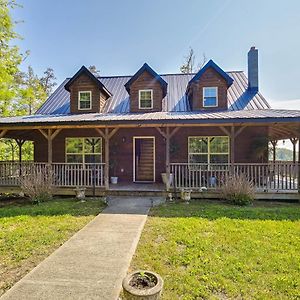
[0,198,105,296]
[130,201,300,299]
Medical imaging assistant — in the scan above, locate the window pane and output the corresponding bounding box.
[79,92,91,101]
[210,137,229,153]
[210,154,229,163]
[140,90,152,100]
[204,87,217,97]
[66,154,83,163]
[85,154,102,163]
[189,154,208,163]
[66,138,83,154]
[85,138,102,153]
[140,99,152,108]
[203,97,217,107]
[189,137,208,153]
[80,100,91,109]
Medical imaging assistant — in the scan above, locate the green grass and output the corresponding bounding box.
[130,201,300,300]
[0,198,105,295]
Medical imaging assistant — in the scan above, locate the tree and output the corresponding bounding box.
[88,65,100,76]
[180,47,207,73]
[40,68,56,96]
[0,0,23,117]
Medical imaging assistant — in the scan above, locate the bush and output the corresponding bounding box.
[20,167,53,203]
[220,174,255,206]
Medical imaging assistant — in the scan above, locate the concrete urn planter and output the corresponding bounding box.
[122,270,163,300]
[180,189,191,203]
[75,187,86,199]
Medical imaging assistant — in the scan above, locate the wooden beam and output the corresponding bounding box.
[230,126,235,164]
[169,127,180,138]
[290,138,298,164]
[108,128,119,139]
[47,129,53,163]
[219,126,230,136]
[0,129,8,138]
[270,140,277,163]
[104,128,109,190]
[38,129,48,139]
[234,126,246,138]
[165,127,170,191]
[155,127,167,138]
[50,129,61,140]
[95,128,106,139]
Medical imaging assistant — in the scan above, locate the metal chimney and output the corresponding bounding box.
[248,46,259,91]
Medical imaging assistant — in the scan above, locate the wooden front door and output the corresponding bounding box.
[133,137,155,182]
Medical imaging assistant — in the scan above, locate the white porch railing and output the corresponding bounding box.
[0,162,105,188]
[170,162,299,191]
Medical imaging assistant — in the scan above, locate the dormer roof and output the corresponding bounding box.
[124,63,168,97]
[64,65,112,98]
[189,59,234,87]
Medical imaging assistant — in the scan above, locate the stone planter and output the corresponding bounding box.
[122,270,163,300]
[180,189,191,203]
[161,173,173,186]
[75,187,86,199]
[110,176,118,184]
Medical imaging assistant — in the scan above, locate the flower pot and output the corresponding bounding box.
[180,189,191,203]
[122,270,163,300]
[75,187,86,199]
[110,176,118,184]
[161,173,173,185]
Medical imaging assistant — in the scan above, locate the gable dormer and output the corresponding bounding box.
[125,63,167,113]
[187,60,233,111]
[64,66,111,114]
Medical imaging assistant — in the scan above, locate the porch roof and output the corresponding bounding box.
[0,109,299,128]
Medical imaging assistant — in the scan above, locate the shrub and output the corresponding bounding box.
[220,174,255,206]
[20,167,53,203]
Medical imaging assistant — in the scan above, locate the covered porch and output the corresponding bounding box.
[0,119,299,198]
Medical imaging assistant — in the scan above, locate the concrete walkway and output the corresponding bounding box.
[1,196,164,300]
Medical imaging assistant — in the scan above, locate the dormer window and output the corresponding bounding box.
[203,87,218,107]
[78,91,92,110]
[139,89,153,109]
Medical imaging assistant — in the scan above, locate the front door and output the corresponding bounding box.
[133,137,155,182]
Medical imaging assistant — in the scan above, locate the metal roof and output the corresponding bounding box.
[1,109,299,127]
[36,71,270,115]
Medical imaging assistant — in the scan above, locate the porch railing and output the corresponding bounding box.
[170,162,299,191]
[0,162,105,188]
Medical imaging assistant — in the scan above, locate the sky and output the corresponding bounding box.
[11,0,300,110]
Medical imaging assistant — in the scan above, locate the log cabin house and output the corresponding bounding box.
[0,47,299,199]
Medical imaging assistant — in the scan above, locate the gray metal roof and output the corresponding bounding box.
[1,109,299,127]
[36,71,270,115]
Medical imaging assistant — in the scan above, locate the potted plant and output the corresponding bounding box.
[110,141,119,184]
[122,270,163,300]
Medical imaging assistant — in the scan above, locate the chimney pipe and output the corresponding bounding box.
[248,46,258,91]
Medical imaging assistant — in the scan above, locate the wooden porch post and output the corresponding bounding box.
[96,128,119,190]
[230,126,235,164]
[270,140,277,163]
[38,129,61,163]
[290,138,298,164]
[15,139,25,163]
[156,127,180,191]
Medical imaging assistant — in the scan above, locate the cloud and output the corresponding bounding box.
[270,99,300,110]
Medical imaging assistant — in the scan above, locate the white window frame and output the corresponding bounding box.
[138,89,153,109]
[188,136,229,166]
[203,87,218,108]
[65,137,102,164]
[78,91,92,110]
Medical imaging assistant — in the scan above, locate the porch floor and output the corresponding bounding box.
[109,182,165,192]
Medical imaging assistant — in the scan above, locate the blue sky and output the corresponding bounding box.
[11,0,300,107]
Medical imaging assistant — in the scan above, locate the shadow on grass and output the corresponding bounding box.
[0,198,105,218]
[149,200,300,221]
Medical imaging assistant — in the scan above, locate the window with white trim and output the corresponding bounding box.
[139,89,153,109]
[78,91,92,110]
[66,137,102,163]
[203,87,218,107]
[188,136,229,165]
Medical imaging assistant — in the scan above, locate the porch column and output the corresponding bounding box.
[290,138,298,164]
[156,127,180,191]
[96,128,119,190]
[15,139,25,163]
[270,140,277,163]
[38,129,61,163]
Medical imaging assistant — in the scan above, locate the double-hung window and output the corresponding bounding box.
[78,91,92,110]
[188,136,229,166]
[66,137,102,163]
[139,89,153,109]
[203,87,218,107]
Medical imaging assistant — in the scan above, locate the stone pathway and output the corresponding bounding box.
[1,196,164,300]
